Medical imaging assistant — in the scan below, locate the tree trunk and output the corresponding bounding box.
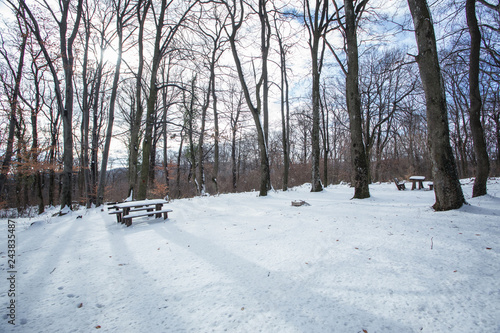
[0,31,26,197]
[407,0,465,210]
[311,37,324,192]
[128,0,150,199]
[161,62,171,199]
[212,72,219,193]
[225,0,270,196]
[212,76,220,193]
[345,0,370,199]
[279,47,290,191]
[60,0,83,210]
[198,61,216,196]
[79,16,90,206]
[304,0,327,192]
[89,33,106,205]
[96,1,127,205]
[321,86,330,186]
[466,0,490,197]
[231,93,243,191]
[31,63,44,213]
[176,131,184,198]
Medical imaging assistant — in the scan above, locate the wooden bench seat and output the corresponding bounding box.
[394,178,406,191]
[122,209,173,226]
[108,209,124,223]
[129,207,155,213]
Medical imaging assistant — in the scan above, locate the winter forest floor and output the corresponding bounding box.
[1,179,499,332]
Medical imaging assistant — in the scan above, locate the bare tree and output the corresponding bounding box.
[407,0,465,210]
[304,0,330,192]
[78,0,93,207]
[19,0,84,210]
[27,40,46,213]
[96,0,135,205]
[360,49,417,182]
[127,0,150,200]
[138,0,199,199]
[272,7,293,191]
[466,0,490,197]
[328,0,370,198]
[0,7,28,199]
[196,5,226,195]
[223,0,271,196]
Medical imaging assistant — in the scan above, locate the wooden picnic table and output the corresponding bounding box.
[108,199,171,227]
[409,176,425,190]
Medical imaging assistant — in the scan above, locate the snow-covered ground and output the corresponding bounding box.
[1,179,499,332]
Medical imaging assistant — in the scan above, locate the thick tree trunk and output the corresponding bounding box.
[466,0,490,197]
[345,0,370,199]
[407,0,465,210]
[138,81,159,199]
[137,0,166,200]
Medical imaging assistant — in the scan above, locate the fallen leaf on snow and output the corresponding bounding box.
[77,303,83,308]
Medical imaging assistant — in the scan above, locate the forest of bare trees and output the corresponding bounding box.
[0,0,498,215]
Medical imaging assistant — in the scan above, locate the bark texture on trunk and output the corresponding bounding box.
[466,0,490,197]
[408,0,465,210]
[345,0,370,199]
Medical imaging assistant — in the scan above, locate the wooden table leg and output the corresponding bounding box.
[155,204,162,218]
[123,207,130,225]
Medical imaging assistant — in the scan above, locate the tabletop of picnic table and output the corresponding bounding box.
[113,199,168,208]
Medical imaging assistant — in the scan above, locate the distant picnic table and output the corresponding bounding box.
[108,199,171,227]
[409,176,425,190]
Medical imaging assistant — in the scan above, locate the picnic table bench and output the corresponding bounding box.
[393,178,406,191]
[108,199,172,227]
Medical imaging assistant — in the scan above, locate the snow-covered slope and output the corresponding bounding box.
[1,180,499,332]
